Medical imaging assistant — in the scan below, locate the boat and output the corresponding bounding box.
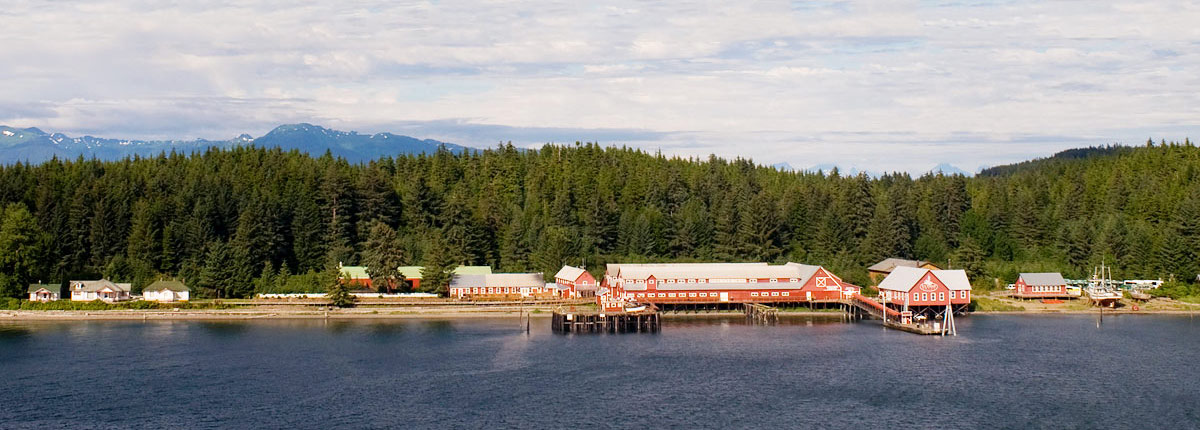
[1130,290,1151,301]
[1085,263,1122,308]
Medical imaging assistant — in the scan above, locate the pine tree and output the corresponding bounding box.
[362,221,405,293]
[325,262,355,307]
[0,204,44,298]
[420,231,457,296]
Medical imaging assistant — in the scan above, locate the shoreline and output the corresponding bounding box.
[3,307,1199,321]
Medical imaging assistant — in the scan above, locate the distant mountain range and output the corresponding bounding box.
[0,123,473,164]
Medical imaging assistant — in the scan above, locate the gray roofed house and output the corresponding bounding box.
[867,258,941,285]
[28,283,64,302]
[69,279,133,302]
[1017,273,1067,286]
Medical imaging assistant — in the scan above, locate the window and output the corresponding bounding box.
[921,293,928,301]
[668,293,676,298]
[771,292,779,296]
[751,292,759,297]
[964,291,969,300]
[658,293,665,297]
[770,278,778,283]
[688,279,695,284]
[749,278,757,283]
[667,279,675,284]
[689,293,697,297]
[782,292,789,297]
[789,278,798,283]
[950,291,956,299]
[939,292,945,301]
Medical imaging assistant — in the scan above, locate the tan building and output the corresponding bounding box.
[867,258,941,285]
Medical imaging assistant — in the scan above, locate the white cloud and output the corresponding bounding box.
[0,0,1197,173]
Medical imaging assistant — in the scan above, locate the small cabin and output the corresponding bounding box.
[28,283,64,302]
[1013,273,1070,299]
[143,280,190,302]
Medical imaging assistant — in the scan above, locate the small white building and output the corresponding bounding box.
[70,279,132,302]
[28,284,63,302]
[143,280,190,302]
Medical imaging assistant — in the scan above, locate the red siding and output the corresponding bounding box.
[1014,278,1067,297]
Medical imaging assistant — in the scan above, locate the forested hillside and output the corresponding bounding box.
[1,141,1198,299]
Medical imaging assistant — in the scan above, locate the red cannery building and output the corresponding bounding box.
[1013,272,1070,299]
[877,266,971,318]
[554,266,597,298]
[598,262,860,311]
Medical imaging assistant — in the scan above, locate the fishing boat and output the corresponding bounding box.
[1129,290,1151,301]
[1086,263,1122,308]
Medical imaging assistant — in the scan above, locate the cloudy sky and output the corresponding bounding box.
[2,1,1198,173]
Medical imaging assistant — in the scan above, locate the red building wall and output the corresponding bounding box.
[880,272,970,306]
[1014,278,1066,296]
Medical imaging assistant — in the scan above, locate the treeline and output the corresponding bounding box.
[0,141,1198,299]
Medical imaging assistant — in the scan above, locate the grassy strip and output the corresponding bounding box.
[970,297,1025,312]
[0,298,239,311]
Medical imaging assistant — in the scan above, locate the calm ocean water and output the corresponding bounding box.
[2,314,1198,429]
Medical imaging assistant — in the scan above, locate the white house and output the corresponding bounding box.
[143,280,190,302]
[70,279,132,302]
[28,284,63,302]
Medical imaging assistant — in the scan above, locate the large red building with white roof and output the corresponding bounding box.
[598,262,859,310]
[876,266,971,317]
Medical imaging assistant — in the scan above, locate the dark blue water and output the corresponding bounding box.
[2,314,1198,429]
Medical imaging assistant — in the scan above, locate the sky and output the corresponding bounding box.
[1,1,1198,174]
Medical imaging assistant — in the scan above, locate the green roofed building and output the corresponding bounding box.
[398,266,492,291]
[144,280,190,302]
[338,264,372,290]
[28,283,64,302]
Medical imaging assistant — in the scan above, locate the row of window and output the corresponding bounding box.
[627,291,792,299]
[457,287,548,294]
[631,278,800,285]
[1025,285,1061,293]
[882,290,969,302]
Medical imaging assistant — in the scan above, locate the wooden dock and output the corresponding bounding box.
[883,320,947,335]
[743,303,779,324]
[551,307,659,334]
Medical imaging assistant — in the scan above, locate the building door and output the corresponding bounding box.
[806,291,812,301]
[719,292,729,302]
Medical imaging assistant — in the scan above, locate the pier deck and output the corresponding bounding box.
[551,306,659,334]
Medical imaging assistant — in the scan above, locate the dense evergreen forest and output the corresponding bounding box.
[1,140,1198,299]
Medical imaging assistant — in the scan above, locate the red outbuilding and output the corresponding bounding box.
[554,266,597,298]
[1013,272,1071,299]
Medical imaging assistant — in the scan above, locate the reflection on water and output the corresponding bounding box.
[198,321,252,337]
[1,315,1199,429]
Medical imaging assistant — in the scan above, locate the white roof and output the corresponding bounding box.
[450,273,544,289]
[1019,273,1067,286]
[612,262,830,291]
[877,267,971,292]
[554,266,587,281]
[70,279,131,293]
[606,262,765,278]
